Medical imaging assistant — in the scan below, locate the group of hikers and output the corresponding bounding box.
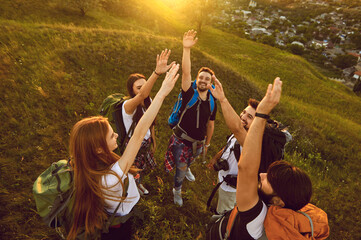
[34,30,330,239]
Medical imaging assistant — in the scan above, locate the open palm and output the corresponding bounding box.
[183,30,198,48]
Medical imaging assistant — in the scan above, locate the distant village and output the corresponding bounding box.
[213,0,361,93]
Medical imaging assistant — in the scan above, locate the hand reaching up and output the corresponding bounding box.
[256,77,282,115]
[155,49,175,75]
[208,75,226,102]
[183,30,198,49]
[158,64,180,98]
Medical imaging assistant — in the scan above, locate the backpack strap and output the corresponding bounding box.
[103,175,130,232]
[207,180,224,211]
[224,206,239,239]
[297,210,314,238]
[208,92,215,114]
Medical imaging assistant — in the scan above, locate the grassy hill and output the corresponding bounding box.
[1,1,361,239]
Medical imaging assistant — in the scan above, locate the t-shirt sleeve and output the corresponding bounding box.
[209,100,217,121]
[181,87,195,107]
[102,163,127,197]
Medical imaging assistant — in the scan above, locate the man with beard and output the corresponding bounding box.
[208,98,259,214]
[164,30,217,206]
[207,77,329,240]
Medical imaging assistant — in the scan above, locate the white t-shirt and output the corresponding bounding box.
[101,162,140,216]
[218,134,241,193]
[122,99,151,140]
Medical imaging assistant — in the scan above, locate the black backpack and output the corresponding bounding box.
[259,119,288,173]
[99,93,136,154]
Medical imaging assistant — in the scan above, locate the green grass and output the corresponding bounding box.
[1,1,361,239]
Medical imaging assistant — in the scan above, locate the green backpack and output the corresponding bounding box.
[33,159,129,239]
[99,93,136,154]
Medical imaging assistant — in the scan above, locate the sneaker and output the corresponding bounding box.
[173,188,183,206]
[137,184,149,196]
[185,168,195,182]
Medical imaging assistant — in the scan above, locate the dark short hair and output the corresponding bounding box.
[197,67,215,78]
[267,160,312,211]
[127,73,146,97]
[248,98,259,110]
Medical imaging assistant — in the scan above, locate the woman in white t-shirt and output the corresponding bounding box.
[123,49,175,195]
[67,64,180,240]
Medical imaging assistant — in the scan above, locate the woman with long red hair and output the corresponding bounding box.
[67,64,180,240]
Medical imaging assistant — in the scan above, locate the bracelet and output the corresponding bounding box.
[154,70,161,76]
[205,144,210,148]
[255,112,270,120]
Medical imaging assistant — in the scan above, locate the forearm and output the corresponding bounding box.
[238,117,266,173]
[138,72,159,99]
[205,121,214,145]
[182,47,192,90]
[219,98,246,145]
[213,148,223,160]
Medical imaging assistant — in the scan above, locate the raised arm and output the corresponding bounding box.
[124,49,175,114]
[236,77,282,211]
[118,64,180,174]
[208,76,247,146]
[182,30,198,92]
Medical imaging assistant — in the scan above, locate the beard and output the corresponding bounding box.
[258,188,276,206]
[197,86,208,92]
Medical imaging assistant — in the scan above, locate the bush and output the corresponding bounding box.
[68,0,99,16]
[288,44,304,55]
[333,54,358,69]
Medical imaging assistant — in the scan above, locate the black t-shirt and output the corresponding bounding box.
[178,87,217,141]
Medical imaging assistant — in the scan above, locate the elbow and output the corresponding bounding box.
[137,91,147,100]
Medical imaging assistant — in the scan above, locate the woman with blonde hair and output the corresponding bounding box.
[67,64,180,239]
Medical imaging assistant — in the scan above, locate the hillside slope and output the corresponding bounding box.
[1,2,361,239]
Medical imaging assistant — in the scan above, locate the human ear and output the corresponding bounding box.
[271,196,285,207]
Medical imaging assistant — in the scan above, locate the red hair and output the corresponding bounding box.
[67,116,135,239]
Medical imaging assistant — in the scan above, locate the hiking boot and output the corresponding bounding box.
[137,184,149,196]
[173,188,183,206]
[185,168,195,182]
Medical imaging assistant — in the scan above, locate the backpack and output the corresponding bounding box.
[168,81,215,129]
[260,119,289,173]
[99,93,136,154]
[206,207,242,240]
[206,206,313,240]
[33,159,129,239]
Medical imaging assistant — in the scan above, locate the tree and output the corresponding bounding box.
[333,54,358,69]
[288,44,304,55]
[180,0,222,33]
[69,0,99,16]
[350,33,361,49]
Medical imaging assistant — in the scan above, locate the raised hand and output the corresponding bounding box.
[155,49,175,75]
[208,75,226,102]
[256,77,282,115]
[158,64,180,97]
[183,30,198,49]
